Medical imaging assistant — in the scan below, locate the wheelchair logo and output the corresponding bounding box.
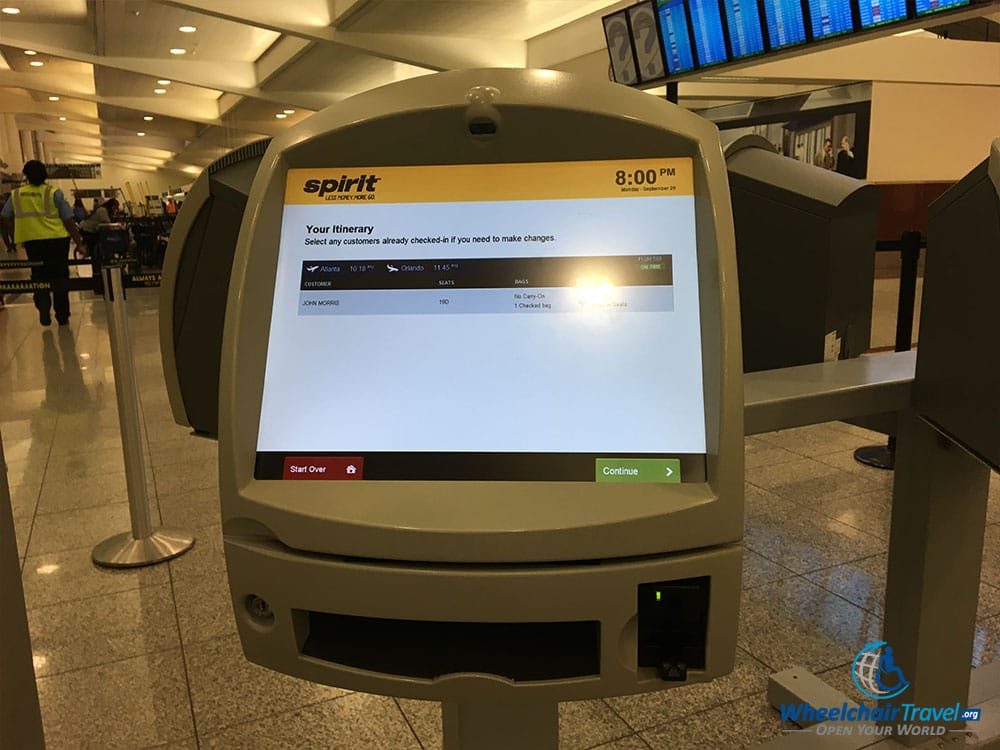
[853,641,910,700]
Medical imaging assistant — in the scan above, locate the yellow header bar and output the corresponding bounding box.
[284,158,693,205]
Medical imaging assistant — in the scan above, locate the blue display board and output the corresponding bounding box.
[915,0,969,15]
[762,0,808,48]
[657,0,697,73]
[723,0,766,58]
[857,0,908,27]
[689,0,729,66]
[807,0,854,38]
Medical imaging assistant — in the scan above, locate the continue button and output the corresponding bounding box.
[595,458,681,483]
[283,456,364,480]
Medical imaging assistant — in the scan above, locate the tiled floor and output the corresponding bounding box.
[1,277,996,750]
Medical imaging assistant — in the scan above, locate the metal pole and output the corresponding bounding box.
[0,431,46,749]
[442,700,558,750]
[93,264,195,568]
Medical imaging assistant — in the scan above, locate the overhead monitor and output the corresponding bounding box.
[256,158,705,481]
[723,0,766,58]
[629,2,668,81]
[762,0,808,48]
[915,0,970,15]
[857,0,909,27]
[658,0,697,74]
[806,0,856,38]
[219,69,743,712]
[688,0,730,66]
[604,10,640,84]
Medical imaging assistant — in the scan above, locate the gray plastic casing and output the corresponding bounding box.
[218,68,743,700]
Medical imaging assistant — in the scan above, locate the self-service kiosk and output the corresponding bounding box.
[219,69,743,747]
[160,139,271,437]
[916,137,1000,470]
[724,136,880,373]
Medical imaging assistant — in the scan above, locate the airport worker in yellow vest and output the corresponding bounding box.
[0,161,87,326]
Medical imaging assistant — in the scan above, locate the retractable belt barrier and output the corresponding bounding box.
[0,271,161,293]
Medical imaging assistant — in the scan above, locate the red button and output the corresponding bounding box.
[282,456,364,480]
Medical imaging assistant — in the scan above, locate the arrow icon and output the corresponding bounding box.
[665,466,673,477]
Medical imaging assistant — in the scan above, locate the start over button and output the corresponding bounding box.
[282,456,364,480]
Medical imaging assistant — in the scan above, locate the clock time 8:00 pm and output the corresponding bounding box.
[614,166,676,187]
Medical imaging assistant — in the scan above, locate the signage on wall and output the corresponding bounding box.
[44,163,102,179]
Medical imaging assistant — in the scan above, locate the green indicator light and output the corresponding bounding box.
[655,591,662,602]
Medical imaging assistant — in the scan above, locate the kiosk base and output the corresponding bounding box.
[442,700,558,750]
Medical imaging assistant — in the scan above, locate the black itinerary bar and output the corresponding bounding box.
[299,255,673,291]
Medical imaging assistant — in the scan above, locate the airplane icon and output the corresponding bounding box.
[387,264,399,272]
[306,265,319,272]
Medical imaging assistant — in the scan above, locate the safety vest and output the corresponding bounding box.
[11,184,69,244]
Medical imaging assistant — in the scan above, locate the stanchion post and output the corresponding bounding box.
[93,264,195,568]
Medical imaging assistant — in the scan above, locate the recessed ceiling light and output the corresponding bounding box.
[169,48,186,55]
[48,96,60,101]
[275,113,287,119]
[283,109,295,114]
[154,88,167,94]
[157,79,171,85]
[137,132,145,136]
[143,115,154,121]
[178,25,196,32]
[24,49,36,55]
[1,7,21,14]
[29,60,43,67]
[58,116,66,121]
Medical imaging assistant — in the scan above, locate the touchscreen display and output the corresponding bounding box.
[256,159,707,482]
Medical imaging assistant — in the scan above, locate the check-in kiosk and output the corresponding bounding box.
[219,68,742,747]
[724,135,881,373]
[159,139,271,437]
[915,138,1000,470]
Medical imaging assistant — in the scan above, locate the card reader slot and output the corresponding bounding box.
[300,612,600,681]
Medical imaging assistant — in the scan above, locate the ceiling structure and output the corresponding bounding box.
[0,0,997,182]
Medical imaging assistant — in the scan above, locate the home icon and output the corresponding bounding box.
[345,465,357,475]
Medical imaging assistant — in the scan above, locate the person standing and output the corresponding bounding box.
[0,161,86,326]
[835,136,856,177]
[813,138,835,170]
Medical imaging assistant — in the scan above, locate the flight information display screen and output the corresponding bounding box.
[657,0,697,74]
[256,159,707,483]
[629,2,668,81]
[604,11,640,84]
[723,0,766,58]
[689,0,729,66]
[915,0,968,15]
[807,0,855,37]
[858,0,908,27]
[762,0,807,48]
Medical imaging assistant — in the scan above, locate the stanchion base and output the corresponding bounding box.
[853,445,895,470]
[92,528,195,568]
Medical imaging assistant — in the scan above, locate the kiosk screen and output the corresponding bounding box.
[255,158,707,482]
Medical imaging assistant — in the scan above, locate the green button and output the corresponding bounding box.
[595,458,681,483]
